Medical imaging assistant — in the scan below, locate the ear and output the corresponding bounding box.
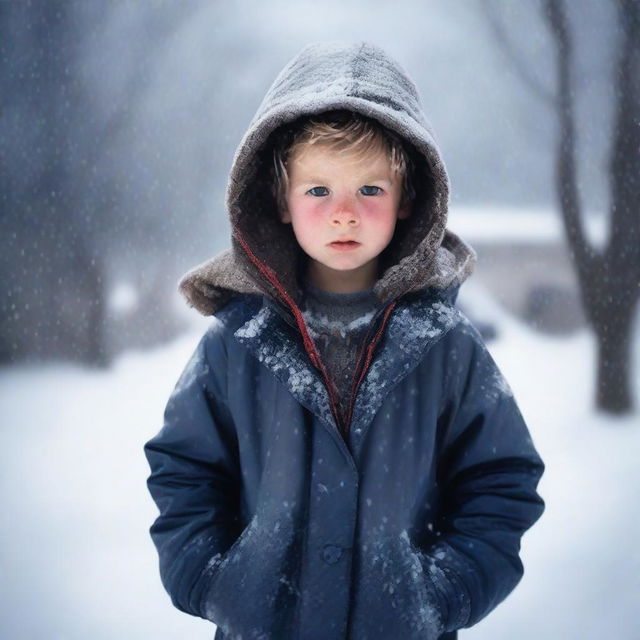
[272,183,291,223]
[279,206,292,224]
[397,203,410,220]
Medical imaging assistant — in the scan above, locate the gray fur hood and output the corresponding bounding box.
[179,41,477,316]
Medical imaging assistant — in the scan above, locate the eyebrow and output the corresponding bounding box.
[296,176,393,185]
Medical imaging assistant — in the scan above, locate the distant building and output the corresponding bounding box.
[451,207,597,335]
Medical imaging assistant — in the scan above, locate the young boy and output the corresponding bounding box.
[144,41,545,640]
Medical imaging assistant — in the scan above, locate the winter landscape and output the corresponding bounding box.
[2,2,637,638]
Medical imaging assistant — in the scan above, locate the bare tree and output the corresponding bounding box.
[482,0,639,414]
[0,2,198,367]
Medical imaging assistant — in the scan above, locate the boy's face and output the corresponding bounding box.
[281,143,409,293]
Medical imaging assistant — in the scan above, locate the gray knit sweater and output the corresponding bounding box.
[301,278,380,423]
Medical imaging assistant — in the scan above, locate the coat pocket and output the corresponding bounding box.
[200,512,301,639]
[352,529,445,639]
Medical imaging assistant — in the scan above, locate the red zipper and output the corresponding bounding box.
[235,233,344,430]
[235,231,411,440]
[341,300,397,436]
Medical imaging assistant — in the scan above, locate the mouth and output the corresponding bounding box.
[328,240,361,251]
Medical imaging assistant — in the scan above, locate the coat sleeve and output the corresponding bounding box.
[419,320,546,633]
[143,321,241,620]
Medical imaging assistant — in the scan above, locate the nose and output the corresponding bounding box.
[330,199,359,228]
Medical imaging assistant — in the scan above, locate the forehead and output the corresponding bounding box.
[288,143,393,178]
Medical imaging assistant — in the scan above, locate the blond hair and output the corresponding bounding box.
[271,111,415,215]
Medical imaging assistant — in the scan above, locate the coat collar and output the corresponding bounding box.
[232,287,463,447]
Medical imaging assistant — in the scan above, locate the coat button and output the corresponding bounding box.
[322,544,343,564]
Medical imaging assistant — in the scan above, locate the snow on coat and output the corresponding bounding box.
[144,41,545,640]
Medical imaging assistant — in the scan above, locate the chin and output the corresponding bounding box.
[325,261,368,272]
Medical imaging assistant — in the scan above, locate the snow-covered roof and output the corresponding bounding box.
[449,206,607,247]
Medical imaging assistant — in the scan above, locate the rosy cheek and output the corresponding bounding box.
[292,198,326,220]
[358,200,388,219]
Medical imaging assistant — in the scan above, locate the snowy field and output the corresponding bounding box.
[1,279,638,639]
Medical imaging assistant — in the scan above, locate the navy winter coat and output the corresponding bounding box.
[144,286,545,639]
[144,41,545,639]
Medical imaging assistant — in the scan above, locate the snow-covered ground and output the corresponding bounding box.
[0,278,638,639]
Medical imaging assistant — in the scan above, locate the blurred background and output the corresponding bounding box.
[1,1,638,638]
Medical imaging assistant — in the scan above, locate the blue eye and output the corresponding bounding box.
[360,185,382,196]
[308,187,329,197]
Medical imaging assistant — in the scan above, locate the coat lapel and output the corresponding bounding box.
[349,292,464,442]
[234,303,337,431]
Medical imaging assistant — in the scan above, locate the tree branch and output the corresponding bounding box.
[608,0,640,285]
[542,0,596,276]
[479,0,557,108]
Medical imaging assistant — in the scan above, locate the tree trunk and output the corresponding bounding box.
[85,254,109,368]
[594,305,634,413]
